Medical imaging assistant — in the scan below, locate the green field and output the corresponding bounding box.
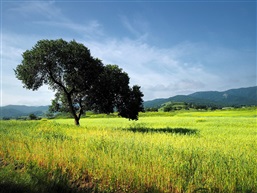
[0,108,256,193]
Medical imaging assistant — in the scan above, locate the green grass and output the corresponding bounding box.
[0,108,257,192]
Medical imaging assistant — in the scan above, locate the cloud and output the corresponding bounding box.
[1,1,255,105]
[34,20,104,39]
[2,32,222,105]
[7,1,64,21]
[1,33,54,106]
[5,1,104,41]
[86,38,256,100]
[1,74,54,106]
[84,39,229,100]
[120,15,149,41]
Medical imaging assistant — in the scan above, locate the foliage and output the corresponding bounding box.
[1,108,256,192]
[86,64,144,120]
[144,107,159,112]
[162,102,212,112]
[162,102,188,112]
[28,113,37,120]
[15,39,143,125]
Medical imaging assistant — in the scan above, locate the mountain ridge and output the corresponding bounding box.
[144,86,257,108]
[0,105,49,118]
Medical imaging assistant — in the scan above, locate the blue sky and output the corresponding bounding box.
[1,0,256,106]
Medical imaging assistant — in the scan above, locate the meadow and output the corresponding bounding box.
[0,108,256,193]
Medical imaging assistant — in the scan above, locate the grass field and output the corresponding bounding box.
[0,108,256,193]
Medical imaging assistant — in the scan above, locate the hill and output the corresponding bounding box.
[0,105,49,119]
[144,86,257,109]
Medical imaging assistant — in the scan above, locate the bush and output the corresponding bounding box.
[29,114,37,120]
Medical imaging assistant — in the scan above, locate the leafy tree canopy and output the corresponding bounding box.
[15,39,144,125]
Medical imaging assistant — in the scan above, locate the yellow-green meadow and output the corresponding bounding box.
[0,108,256,193]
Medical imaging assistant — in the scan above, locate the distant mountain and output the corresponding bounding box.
[144,86,257,108]
[0,105,49,118]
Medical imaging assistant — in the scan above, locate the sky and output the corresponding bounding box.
[1,0,256,106]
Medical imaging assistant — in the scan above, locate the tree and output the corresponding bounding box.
[163,104,173,112]
[86,64,144,120]
[118,85,144,120]
[29,113,37,120]
[15,39,144,125]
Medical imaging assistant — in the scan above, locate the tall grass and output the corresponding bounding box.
[0,108,257,192]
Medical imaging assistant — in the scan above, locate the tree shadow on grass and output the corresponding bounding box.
[0,183,32,193]
[0,182,95,193]
[125,127,199,135]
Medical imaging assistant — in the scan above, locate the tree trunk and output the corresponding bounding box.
[66,92,80,126]
[47,71,80,125]
[74,116,80,126]
[71,108,80,126]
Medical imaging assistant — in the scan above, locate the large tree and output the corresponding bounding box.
[15,39,144,125]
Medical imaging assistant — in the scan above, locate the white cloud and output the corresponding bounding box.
[1,33,54,106]
[120,15,149,41]
[1,59,54,106]
[84,39,229,100]
[7,1,64,22]
[5,1,104,40]
[35,20,104,39]
[1,1,255,105]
